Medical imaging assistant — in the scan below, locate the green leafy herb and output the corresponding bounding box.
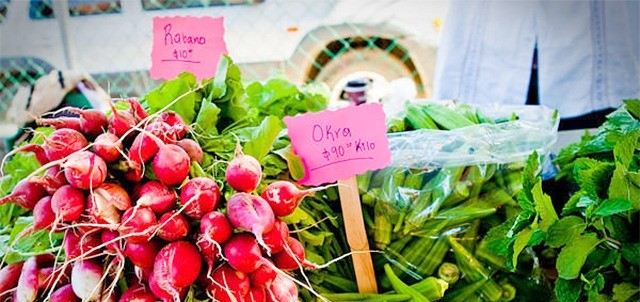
[546,216,587,248]
[612,282,640,302]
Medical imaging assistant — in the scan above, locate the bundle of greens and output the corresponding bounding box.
[483,99,639,302]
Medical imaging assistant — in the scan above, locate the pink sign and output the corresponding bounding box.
[150,16,228,80]
[284,103,391,186]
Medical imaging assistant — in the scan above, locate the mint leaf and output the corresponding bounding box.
[573,158,614,199]
[546,216,587,248]
[582,272,605,300]
[612,282,640,302]
[557,233,603,279]
[604,215,632,242]
[624,99,640,120]
[511,227,534,269]
[482,212,533,256]
[621,243,640,266]
[522,151,540,203]
[583,248,618,273]
[555,278,582,302]
[533,181,558,231]
[592,198,633,217]
[613,129,638,167]
[628,171,640,187]
[562,190,588,215]
[608,130,640,209]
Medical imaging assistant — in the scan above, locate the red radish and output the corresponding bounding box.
[195,234,220,273]
[9,128,88,165]
[273,237,316,271]
[179,177,221,219]
[148,271,187,302]
[63,150,108,190]
[108,102,137,139]
[226,193,275,254]
[38,108,108,138]
[157,211,190,242]
[36,116,82,132]
[248,286,267,302]
[153,241,202,299]
[127,130,161,170]
[177,138,203,164]
[32,196,56,231]
[133,265,153,283]
[74,214,100,234]
[128,98,148,121]
[101,229,122,253]
[225,149,262,193]
[29,165,66,195]
[14,256,38,302]
[152,144,190,186]
[10,144,49,166]
[262,219,290,254]
[266,274,298,302]
[0,261,24,300]
[44,128,90,161]
[64,229,102,260]
[145,120,174,142]
[94,183,131,211]
[159,112,187,141]
[71,260,104,301]
[0,179,45,210]
[51,185,85,222]
[37,265,70,289]
[125,239,162,269]
[261,180,326,217]
[124,167,144,183]
[135,180,176,214]
[67,107,109,138]
[199,211,232,244]
[87,191,121,225]
[207,264,250,301]
[223,233,264,273]
[118,206,157,244]
[249,262,277,288]
[118,283,155,302]
[50,284,80,302]
[34,253,56,267]
[93,132,122,163]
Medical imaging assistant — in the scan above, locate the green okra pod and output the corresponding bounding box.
[447,237,503,302]
[373,201,393,249]
[416,236,450,277]
[320,292,412,302]
[383,264,431,302]
[411,276,450,301]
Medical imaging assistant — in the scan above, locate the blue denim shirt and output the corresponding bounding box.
[433,0,639,118]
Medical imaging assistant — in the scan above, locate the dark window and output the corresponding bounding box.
[141,0,263,11]
[29,0,54,19]
[69,0,121,17]
[0,0,9,23]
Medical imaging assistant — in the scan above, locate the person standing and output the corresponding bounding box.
[433,0,639,130]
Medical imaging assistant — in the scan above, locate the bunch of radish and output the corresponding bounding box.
[0,99,328,301]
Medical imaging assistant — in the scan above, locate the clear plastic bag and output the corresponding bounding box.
[356,101,559,296]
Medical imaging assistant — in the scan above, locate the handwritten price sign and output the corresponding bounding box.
[150,16,228,80]
[284,103,391,186]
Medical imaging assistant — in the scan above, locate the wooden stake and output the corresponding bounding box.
[337,175,378,293]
